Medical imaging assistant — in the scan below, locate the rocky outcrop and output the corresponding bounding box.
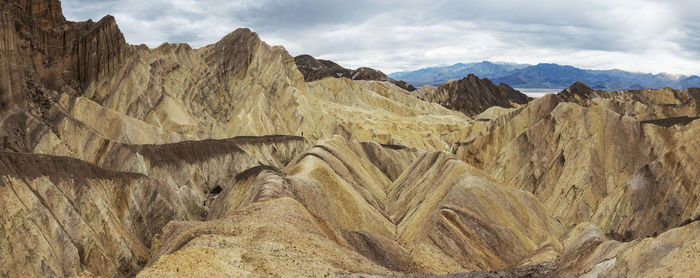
[0,0,127,118]
[452,81,700,241]
[60,29,465,150]
[0,152,183,277]
[1,1,699,277]
[0,130,308,277]
[139,197,398,277]
[419,74,532,116]
[559,221,700,277]
[294,54,351,81]
[556,81,606,103]
[294,54,417,91]
[349,67,391,82]
[145,134,564,275]
[393,80,417,92]
[0,5,468,273]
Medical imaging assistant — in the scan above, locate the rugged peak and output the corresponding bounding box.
[4,1,699,277]
[294,54,350,81]
[465,73,480,80]
[558,80,606,103]
[96,14,117,26]
[295,54,329,66]
[3,0,66,26]
[350,67,389,81]
[463,74,502,87]
[392,80,417,92]
[293,54,417,91]
[219,27,258,42]
[569,80,594,93]
[211,28,261,51]
[420,74,531,116]
[205,27,261,75]
[294,54,320,67]
[70,14,128,87]
[0,0,128,116]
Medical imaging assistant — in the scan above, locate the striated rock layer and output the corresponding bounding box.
[452,82,700,240]
[0,0,698,277]
[0,0,126,117]
[142,134,564,275]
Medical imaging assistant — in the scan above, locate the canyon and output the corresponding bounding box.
[0,1,698,277]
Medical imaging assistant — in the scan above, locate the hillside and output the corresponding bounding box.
[0,1,698,277]
[390,61,700,90]
[416,74,532,116]
[390,61,529,87]
[294,54,417,91]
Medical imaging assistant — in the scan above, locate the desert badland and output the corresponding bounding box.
[0,1,698,277]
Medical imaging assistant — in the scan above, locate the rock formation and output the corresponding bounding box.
[0,0,126,117]
[0,1,698,277]
[294,54,351,81]
[418,74,532,116]
[142,134,564,275]
[294,54,417,91]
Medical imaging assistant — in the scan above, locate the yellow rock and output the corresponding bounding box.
[2,2,699,276]
[560,221,700,277]
[163,134,565,275]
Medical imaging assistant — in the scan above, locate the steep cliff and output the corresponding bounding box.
[0,0,126,116]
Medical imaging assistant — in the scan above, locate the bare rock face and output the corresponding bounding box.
[393,80,417,92]
[146,134,564,275]
[0,0,126,116]
[0,131,308,277]
[0,152,181,277]
[350,66,391,81]
[559,221,700,277]
[419,74,532,116]
[453,81,700,241]
[556,80,606,103]
[294,54,417,91]
[294,54,351,81]
[1,1,699,277]
[0,3,468,274]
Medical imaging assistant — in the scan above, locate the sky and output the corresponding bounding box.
[61,0,700,75]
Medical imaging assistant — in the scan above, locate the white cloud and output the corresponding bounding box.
[60,0,700,75]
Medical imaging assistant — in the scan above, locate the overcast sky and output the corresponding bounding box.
[61,0,700,75]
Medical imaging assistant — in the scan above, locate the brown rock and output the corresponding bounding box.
[0,152,182,277]
[419,74,532,116]
[1,1,699,277]
[294,54,417,91]
[453,81,700,240]
[294,54,351,82]
[0,0,127,118]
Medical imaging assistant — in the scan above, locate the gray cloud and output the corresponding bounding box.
[61,0,700,75]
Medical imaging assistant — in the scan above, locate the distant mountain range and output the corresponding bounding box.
[389,61,700,91]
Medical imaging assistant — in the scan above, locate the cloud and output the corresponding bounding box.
[60,0,700,75]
